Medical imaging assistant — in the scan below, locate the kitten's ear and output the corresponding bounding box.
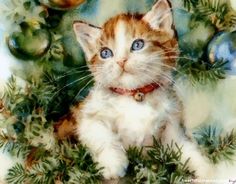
[143,0,174,37]
[73,21,102,61]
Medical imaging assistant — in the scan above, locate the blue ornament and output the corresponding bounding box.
[207,31,236,75]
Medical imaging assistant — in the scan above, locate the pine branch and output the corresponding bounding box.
[126,139,194,184]
[53,142,102,183]
[182,0,199,11]
[194,125,236,163]
[28,157,59,184]
[6,163,27,184]
[2,74,100,183]
[0,132,16,153]
[177,58,226,85]
[182,0,236,30]
[0,131,30,157]
[196,0,226,16]
[3,76,23,113]
[6,142,102,184]
[127,147,145,176]
[195,0,228,28]
[214,130,236,163]
[2,71,90,121]
[224,12,236,31]
[67,168,102,184]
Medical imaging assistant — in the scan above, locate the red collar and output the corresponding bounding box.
[109,83,160,101]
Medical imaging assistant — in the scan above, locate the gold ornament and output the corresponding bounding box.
[40,0,85,10]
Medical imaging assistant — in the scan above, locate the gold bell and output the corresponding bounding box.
[134,92,145,102]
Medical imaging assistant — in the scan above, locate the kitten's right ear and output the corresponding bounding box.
[73,21,102,61]
[143,0,174,37]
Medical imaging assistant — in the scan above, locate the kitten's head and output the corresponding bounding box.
[73,0,178,89]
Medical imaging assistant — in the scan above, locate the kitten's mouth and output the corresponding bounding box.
[119,68,133,76]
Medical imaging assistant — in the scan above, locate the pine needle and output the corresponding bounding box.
[194,125,236,164]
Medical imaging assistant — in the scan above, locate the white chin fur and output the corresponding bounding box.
[99,67,158,89]
[113,73,151,89]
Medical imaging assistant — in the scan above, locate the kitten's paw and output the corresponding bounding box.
[194,163,214,180]
[187,156,214,180]
[97,148,129,179]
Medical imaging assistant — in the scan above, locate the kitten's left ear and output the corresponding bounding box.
[143,0,174,37]
[73,21,102,61]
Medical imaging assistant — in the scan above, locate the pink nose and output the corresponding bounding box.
[117,59,127,68]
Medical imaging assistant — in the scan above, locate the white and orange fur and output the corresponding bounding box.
[73,0,213,179]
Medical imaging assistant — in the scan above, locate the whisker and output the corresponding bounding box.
[159,73,184,97]
[55,70,91,80]
[52,74,93,99]
[142,62,186,77]
[135,70,172,94]
[158,56,197,61]
[138,61,178,73]
[139,67,183,96]
[156,50,180,57]
[73,78,94,102]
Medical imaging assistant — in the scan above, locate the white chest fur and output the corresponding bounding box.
[112,94,168,146]
[79,87,179,147]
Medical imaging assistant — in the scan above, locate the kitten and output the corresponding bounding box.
[73,0,212,179]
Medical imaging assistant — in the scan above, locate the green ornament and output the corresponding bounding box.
[7,21,51,60]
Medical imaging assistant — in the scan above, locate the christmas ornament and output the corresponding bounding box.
[7,21,51,60]
[173,9,191,37]
[178,21,215,58]
[230,0,236,11]
[207,31,236,75]
[40,0,85,10]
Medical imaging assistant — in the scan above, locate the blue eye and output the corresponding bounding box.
[100,48,113,59]
[131,39,144,51]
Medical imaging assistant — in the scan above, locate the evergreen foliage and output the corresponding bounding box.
[127,140,194,184]
[177,59,226,85]
[1,132,102,184]
[183,0,236,30]
[0,74,99,183]
[194,125,236,164]
[177,0,236,84]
